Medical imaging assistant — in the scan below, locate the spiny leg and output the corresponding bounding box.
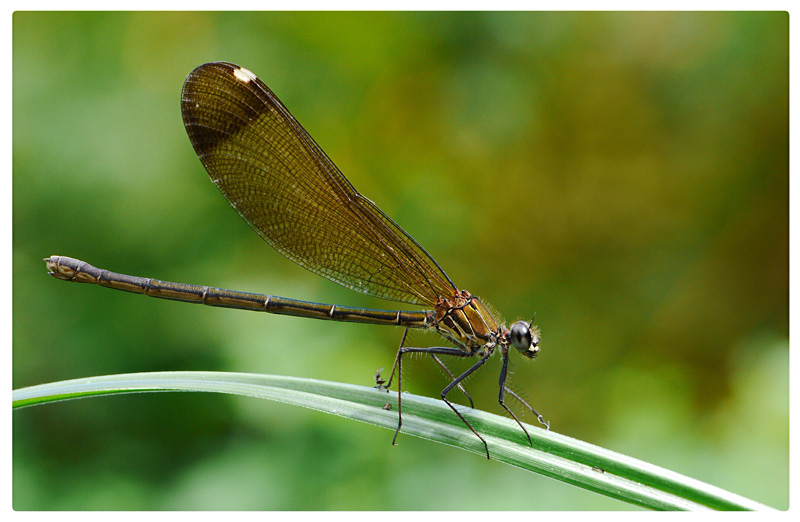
[389,345,473,448]
[504,386,549,430]
[431,354,475,408]
[375,328,409,391]
[498,349,533,446]
[497,349,550,447]
[440,351,495,459]
[377,330,474,408]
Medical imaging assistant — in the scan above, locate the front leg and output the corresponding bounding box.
[497,349,549,448]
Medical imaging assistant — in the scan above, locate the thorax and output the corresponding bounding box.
[433,290,502,354]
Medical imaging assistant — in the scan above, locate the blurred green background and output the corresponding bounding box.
[13,12,787,510]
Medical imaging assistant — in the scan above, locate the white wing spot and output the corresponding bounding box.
[233,67,257,83]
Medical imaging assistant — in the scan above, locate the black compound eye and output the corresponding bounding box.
[509,321,532,351]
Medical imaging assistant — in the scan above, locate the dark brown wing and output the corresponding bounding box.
[181,62,456,306]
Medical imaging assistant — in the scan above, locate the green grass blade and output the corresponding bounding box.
[13,371,772,511]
